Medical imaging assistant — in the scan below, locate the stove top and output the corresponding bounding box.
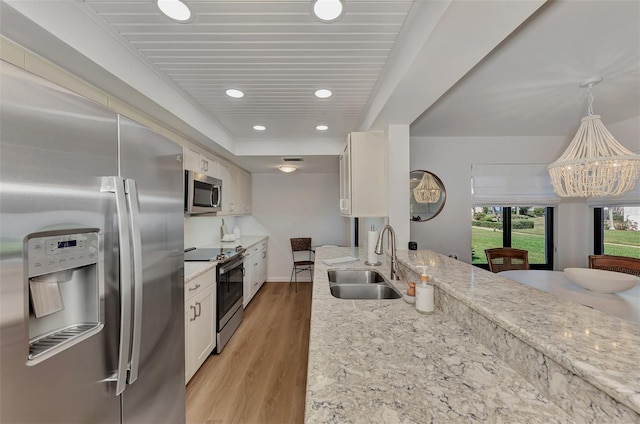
[184,246,245,263]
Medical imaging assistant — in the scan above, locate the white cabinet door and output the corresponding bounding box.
[191,285,216,373]
[339,140,351,215]
[184,269,216,384]
[243,251,255,308]
[184,148,203,172]
[237,168,252,214]
[250,260,260,299]
[258,245,267,286]
[341,131,386,217]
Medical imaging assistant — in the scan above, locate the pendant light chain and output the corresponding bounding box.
[586,84,594,116]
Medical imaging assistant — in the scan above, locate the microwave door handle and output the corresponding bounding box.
[125,179,143,385]
[101,177,133,396]
[212,184,221,207]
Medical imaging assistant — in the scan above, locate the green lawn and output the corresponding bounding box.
[472,226,640,263]
[604,229,640,247]
[472,227,547,264]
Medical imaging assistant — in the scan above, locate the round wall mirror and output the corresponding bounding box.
[410,170,446,222]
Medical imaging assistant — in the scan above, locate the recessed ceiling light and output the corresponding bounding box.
[315,89,332,98]
[316,125,329,131]
[156,0,192,23]
[226,89,244,98]
[253,125,266,131]
[311,0,345,23]
[278,165,297,173]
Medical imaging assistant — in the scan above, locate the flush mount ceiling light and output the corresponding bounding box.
[316,125,329,131]
[225,89,244,98]
[314,89,332,98]
[156,0,192,23]
[278,165,297,173]
[548,77,640,197]
[253,125,266,131]
[311,0,345,23]
[413,172,441,203]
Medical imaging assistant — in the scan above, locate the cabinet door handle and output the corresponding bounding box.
[189,283,201,292]
[195,302,201,317]
[190,305,197,321]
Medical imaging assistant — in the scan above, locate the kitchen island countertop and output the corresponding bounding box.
[306,246,640,423]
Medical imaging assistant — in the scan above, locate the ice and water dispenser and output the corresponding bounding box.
[26,229,103,364]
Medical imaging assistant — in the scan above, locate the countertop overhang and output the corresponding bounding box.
[305,246,640,422]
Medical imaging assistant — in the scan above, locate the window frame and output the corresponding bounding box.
[594,208,605,255]
[473,206,554,271]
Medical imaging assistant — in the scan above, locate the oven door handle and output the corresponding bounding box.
[219,257,244,274]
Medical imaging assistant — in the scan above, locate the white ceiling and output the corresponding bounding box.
[83,0,414,141]
[411,0,640,138]
[1,1,639,173]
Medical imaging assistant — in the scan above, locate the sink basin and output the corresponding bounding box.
[330,284,401,300]
[327,269,386,285]
[327,269,402,299]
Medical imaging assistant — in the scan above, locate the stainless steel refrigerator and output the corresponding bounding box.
[0,61,186,423]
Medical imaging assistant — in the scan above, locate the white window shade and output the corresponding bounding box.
[471,164,561,206]
[587,184,640,206]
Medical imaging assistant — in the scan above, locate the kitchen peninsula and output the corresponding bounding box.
[306,247,640,423]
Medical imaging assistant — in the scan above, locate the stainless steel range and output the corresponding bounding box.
[185,246,245,353]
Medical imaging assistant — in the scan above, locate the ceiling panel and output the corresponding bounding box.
[83,0,414,140]
[411,0,640,138]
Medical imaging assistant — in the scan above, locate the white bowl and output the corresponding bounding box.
[564,268,640,294]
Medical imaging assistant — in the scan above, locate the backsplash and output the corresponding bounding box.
[184,215,237,248]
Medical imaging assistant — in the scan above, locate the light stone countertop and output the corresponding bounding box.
[184,235,268,282]
[395,249,640,417]
[305,246,574,423]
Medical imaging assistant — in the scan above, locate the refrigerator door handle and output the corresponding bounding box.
[101,176,133,396]
[125,179,143,385]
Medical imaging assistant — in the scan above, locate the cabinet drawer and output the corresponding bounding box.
[185,268,215,302]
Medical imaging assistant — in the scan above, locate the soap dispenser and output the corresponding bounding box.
[415,269,434,314]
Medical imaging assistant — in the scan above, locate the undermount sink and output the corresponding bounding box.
[328,269,402,300]
[328,269,386,284]
[330,284,401,300]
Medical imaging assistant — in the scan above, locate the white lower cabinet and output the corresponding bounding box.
[243,240,268,307]
[185,268,216,384]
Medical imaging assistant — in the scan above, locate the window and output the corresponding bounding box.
[594,206,640,258]
[472,206,554,269]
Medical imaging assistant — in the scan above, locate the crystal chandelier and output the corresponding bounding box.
[548,78,640,197]
[413,172,441,203]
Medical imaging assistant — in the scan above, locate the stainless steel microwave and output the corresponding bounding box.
[185,171,222,214]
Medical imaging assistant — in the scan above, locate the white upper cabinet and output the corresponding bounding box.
[339,131,387,217]
[184,148,252,216]
[183,147,220,179]
[217,162,251,216]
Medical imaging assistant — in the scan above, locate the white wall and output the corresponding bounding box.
[410,116,639,269]
[410,135,572,267]
[246,172,349,282]
[184,215,238,248]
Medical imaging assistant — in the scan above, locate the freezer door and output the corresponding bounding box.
[118,115,186,424]
[0,62,121,423]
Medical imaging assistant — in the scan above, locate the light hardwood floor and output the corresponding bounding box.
[186,282,312,424]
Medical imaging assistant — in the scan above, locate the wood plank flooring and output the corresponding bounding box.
[186,282,312,424]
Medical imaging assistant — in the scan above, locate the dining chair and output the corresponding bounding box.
[485,247,530,273]
[290,237,314,292]
[588,255,640,277]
